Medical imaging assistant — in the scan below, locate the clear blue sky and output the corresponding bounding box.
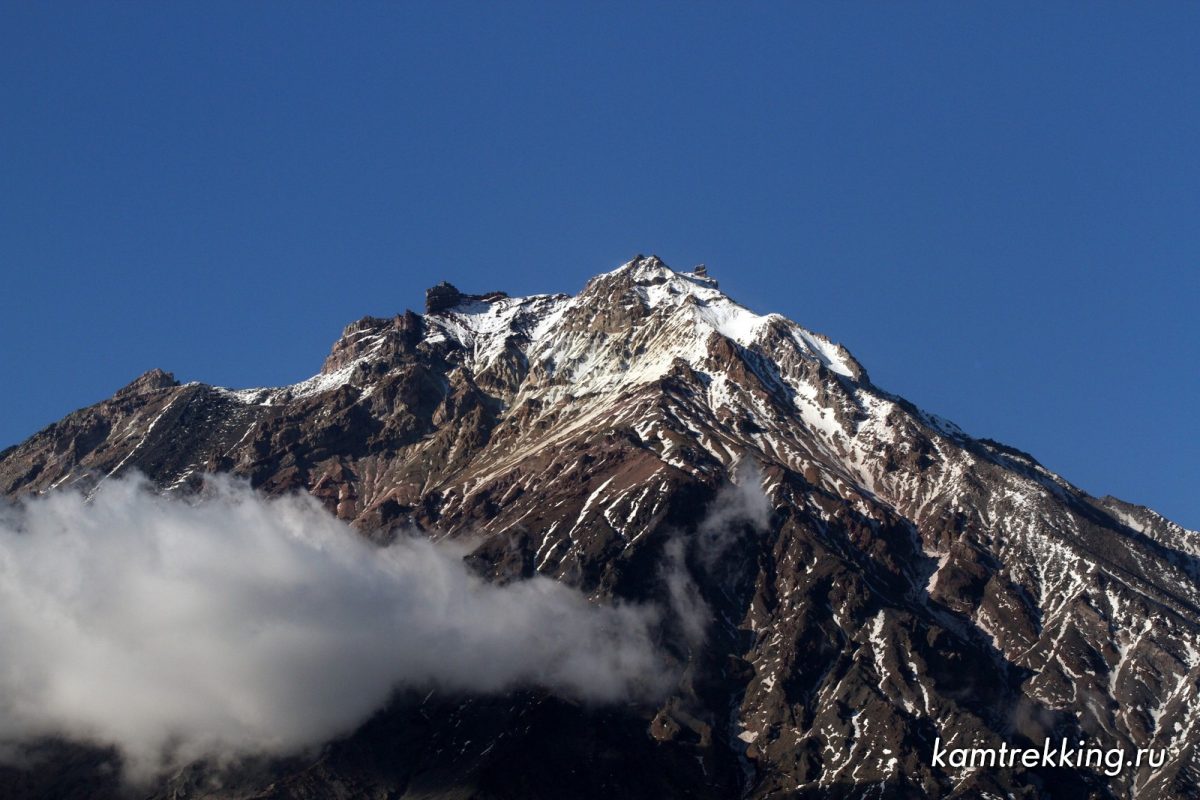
[2,4,1197,528]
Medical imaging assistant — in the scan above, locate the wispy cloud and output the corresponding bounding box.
[694,460,771,569]
[662,460,772,648]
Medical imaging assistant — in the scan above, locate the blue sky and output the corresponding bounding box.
[2,4,1197,527]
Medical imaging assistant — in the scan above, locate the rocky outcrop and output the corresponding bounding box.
[424,280,463,313]
[424,280,508,314]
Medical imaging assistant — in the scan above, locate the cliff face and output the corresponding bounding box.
[2,256,1197,799]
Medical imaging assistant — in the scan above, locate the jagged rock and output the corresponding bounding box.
[424,280,463,313]
[115,368,179,397]
[425,280,511,315]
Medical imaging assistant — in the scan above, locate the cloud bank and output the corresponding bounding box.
[0,476,664,779]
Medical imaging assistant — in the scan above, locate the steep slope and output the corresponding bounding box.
[1,256,1197,799]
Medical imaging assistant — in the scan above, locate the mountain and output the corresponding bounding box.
[2,256,1198,799]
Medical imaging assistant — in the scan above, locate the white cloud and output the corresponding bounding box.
[694,460,771,569]
[662,461,772,647]
[0,475,666,781]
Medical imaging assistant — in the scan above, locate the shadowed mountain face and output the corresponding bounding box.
[2,256,1198,799]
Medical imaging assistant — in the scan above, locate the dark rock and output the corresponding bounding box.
[424,280,463,313]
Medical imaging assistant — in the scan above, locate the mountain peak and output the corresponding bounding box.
[2,256,1198,798]
[600,253,720,291]
[210,257,866,409]
[115,368,179,397]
